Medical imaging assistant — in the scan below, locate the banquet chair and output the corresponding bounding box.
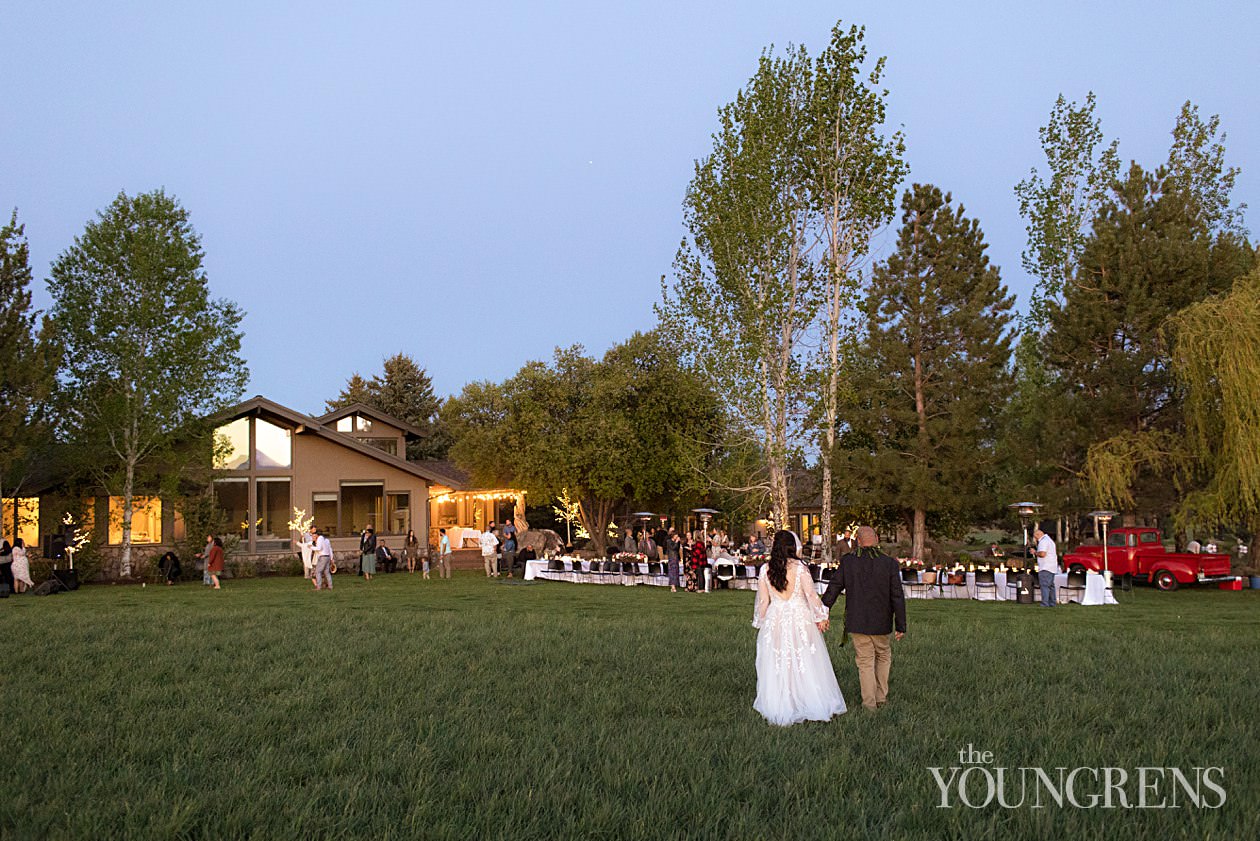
[807,564,822,583]
[619,560,640,586]
[1058,569,1087,604]
[546,557,566,582]
[938,571,968,600]
[646,561,664,585]
[900,568,932,599]
[586,560,610,584]
[973,568,998,601]
[734,563,758,589]
[567,558,586,584]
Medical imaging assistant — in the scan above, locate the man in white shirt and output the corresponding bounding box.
[479,527,500,578]
[1034,526,1058,607]
[313,530,335,590]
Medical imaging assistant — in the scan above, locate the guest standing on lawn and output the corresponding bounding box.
[438,528,452,579]
[665,527,682,593]
[11,539,33,594]
[1034,526,1058,607]
[479,526,500,578]
[405,529,420,575]
[206,536,225,590]
[312,530,334,590]
[686,531,707,592]
[502,530,517,578]
[359,525,377,581]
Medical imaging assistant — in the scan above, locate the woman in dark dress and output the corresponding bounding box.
[665,528,682,593]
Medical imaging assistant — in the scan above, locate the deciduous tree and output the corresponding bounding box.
[48,190,248,576]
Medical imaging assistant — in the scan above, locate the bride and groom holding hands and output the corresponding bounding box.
[751,526,907,725]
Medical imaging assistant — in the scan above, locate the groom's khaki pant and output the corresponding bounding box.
[851,633,892,709]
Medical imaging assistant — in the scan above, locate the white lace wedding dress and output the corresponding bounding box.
[752,560,847,726]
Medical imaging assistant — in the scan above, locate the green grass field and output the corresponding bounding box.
[2,573,1256,840]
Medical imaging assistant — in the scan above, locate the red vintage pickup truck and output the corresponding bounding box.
[1062,527,1234,591]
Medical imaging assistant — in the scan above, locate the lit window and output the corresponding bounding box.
[340,482,383,534]
[356,416,374,433]
[336,417,353,433]
[255,419,292,469]
[2,497,39,546]
[214,418,250,470]
[256,479,291,543]
[386,492,410,534]
[109,497,161,545]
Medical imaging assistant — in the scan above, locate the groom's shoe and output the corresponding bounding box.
[875,702,887,709]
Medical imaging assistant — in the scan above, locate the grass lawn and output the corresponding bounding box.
[2,573,1256,840]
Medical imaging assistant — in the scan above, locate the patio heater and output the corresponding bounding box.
[631,512,654,548]
[1008,502,1043,566]
[1088,510,1117,590]
[691,508,718,540]
[691,508,719,593]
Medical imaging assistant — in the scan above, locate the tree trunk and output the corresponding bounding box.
[120,460,135,577]
[911,508,926,564]
[578,498,613,556]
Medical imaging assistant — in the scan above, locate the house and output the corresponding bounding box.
[2,396,490,575]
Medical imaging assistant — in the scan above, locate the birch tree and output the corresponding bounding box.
[48,190,247,576]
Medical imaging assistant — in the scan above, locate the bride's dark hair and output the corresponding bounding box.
[767,531,796,592]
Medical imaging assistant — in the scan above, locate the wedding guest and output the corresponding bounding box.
[195,534,214,585]
[636,531,657,561]
[376,539,396,574]
[687,530,707,593]
[312,529,334,590]
[206,536,225,590]
[359,525,377,581]
[1034,526,1058,607]
[820,526,907,711]
[479,526,500,578]
[502,530,517,578]
[405,529,420,574]
[11,538,34,594]
[300,526,315,579]
[748,532,766,559]
[0,540,12,598]
[437,528,452,579]
[157,549,181,586]
[665,528,682,593]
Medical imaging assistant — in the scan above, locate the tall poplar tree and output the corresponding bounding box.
[837,185,1015,561]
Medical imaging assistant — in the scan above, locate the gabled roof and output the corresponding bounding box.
[215,396,451,485]
[315,403,428,439]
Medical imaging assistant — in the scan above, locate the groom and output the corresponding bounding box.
[820,526,907,710]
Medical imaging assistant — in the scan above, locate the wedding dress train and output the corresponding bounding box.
[752,560,847,726]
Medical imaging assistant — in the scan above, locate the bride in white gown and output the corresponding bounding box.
[752,531,847,725]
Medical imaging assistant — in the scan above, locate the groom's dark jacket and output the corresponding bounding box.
[820,549,907,635]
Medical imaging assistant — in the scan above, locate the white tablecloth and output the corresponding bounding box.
[446,527,480,548]
[899,569,1116,605]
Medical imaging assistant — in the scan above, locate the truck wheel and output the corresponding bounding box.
[1154,569,1179,591]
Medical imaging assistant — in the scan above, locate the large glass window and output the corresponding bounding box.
[255,419,292,469]
[2,497,39,546]
[336,417,354,432]
[312,493,338,537]
[214,418,250,470]
[109,496,161,545]
[256,479,291,546]
[386,492,410,534]
[214,480,249,541]
[340,482,383,534]
[356,416,374,433]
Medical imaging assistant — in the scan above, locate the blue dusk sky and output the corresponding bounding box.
[3,1,1257,414]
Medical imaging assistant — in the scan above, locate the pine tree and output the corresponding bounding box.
[0,210,54,504]
[326,354,449,459]
[836,184,1015,561]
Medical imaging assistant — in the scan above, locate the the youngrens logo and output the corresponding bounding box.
[930,744,1226,809]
